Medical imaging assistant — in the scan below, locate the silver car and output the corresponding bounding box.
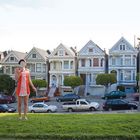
[28,102,57,113]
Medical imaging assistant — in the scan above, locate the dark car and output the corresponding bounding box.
[56,94,80,102]
[102,99,138,111]
[0,94,16,104]
[132,93,139,101]
[102,91,126,100]
[0,104,16,113]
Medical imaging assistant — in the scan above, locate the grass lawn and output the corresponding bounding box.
[0,113,140,140]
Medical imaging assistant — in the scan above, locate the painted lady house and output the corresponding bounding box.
[78,40,107,95]
[109,37,138,93]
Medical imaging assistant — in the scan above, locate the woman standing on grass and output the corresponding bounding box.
[15,59,36,120]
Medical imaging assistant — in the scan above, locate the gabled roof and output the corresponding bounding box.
[25,47,49,61]
[109,37,136,53]
[49,43,75,58]
[78,40,105,55]
[1,50,27,63]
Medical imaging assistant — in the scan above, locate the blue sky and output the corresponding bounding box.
[0,0,140,53]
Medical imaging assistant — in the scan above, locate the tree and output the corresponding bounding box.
[64,76,83,89]
[96,73,117,93]
[0,74,15,95]
[136,73,140,92]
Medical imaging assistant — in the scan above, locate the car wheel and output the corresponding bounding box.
[68,108,73,112]
[31,110,35,113]
[47,110,52,113]
[90,107,96,111]
[108,108,112,111]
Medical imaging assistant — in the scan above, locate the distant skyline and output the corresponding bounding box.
[0,0,140,53]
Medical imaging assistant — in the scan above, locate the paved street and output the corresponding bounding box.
[9,94,139,114]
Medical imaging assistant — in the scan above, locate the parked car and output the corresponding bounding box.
[0,104,16,113]
[30,96,50,103]
[102,91,126,99]
[132,93,139,101]
[56,94,80,102]
[102,99,138,111]
[62,99,100,112]
[28,102,57,113]
[0,94,16,104]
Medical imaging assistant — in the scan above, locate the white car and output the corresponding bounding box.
[62,99,100,112]
[28,102,57,113]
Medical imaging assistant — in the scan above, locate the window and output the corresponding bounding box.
[93,58,99,67]
[43,64,46,72]
[124,70,131,80]
[59,50,64,56]
[32,54,36,58]
[112,58,116,65]
[89,48,93,52]
[64,61,69,69]
[36,63,41,72]
[120,58,123,65]
[81,59,85,67]
[133,57,136,66]
[132,71,135,80]
[89,59,92,67]
[10,57,14,61]
[70,61,73,69]
[101,58,104,67]
[120,44,125,50]
[124,55,131,65]
[80,101,87,105]
[120,71,123,80]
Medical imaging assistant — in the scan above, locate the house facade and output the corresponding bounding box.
[1,50,27,79]
[109,37,138,93]
[78,40,106,86]
[49,43,76,87]
[25,47,48,80]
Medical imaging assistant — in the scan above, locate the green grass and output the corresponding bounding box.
[0,113,140,140]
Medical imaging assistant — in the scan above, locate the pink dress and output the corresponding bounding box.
[19,69,28,96]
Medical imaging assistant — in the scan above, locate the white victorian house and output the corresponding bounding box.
[49,43,76,87]
[109,37,138,93]
[78,40,106,86]
[25,47,49,80]
[1,50,27,79]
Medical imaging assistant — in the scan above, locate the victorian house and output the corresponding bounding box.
[109,37,138,93]
[78,40,106,86]
[49,43,76,87]
[25,47,49,80]
[1,50,27,79]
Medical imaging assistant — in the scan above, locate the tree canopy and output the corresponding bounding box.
[64,76,83,89]
[0,74,15,95]
[96,73,117,87]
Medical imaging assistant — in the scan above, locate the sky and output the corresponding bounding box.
[0,0,140,53]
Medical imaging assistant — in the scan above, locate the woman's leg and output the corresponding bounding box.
[23,95,28,119]
[17,96,22,118]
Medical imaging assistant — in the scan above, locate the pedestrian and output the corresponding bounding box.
[15,59,36,120]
